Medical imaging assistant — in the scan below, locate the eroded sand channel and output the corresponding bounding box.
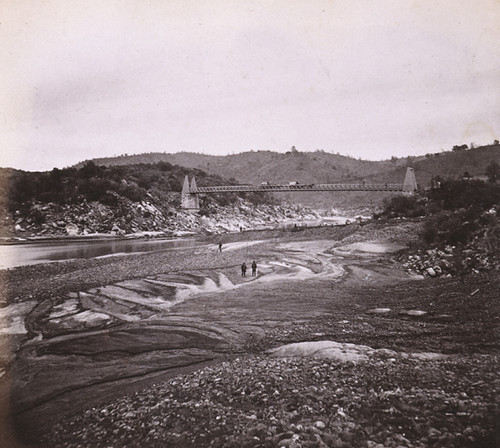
[4,238,412,439]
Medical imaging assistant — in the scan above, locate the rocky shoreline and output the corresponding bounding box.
[1,221,403,306]
[5,197,325,240]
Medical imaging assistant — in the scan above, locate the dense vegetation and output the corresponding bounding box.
[6,161,274,212]
[377,178,499,254]
[8,161,197,207]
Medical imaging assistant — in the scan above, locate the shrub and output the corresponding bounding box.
[8,173,39,206]
[214,193,239,207]
[421,210,478,245]
[79,161,103,179]
[101,193,119,206]
[157,161,173,171]
[486,161,499,183]
[428,179,500,211]
[381,195,426,218]
[244,191,277,206]
[31,208,45,225]
[118,183,147,202]
[78,178,112,202]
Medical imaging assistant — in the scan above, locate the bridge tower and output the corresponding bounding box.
[181,175,200,210]
[403,167,418,193]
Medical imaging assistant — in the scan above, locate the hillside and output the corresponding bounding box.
[78,150,404,185]
[405,145,499,185]
[78,145,499,208]
[0,162,318,239]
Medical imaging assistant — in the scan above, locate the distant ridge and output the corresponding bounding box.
[77,146,498,184]
[75,145,499,208]
[77,150,411,183]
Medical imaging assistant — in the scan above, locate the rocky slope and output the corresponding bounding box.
[6,197,321,240]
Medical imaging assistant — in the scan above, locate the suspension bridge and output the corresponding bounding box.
[181,167,418,209]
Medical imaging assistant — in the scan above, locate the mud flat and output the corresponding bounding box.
[1,222,498,447]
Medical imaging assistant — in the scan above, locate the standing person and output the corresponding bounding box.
[251,260,257,277]
[241,262,247,277]
[218,241,223,252]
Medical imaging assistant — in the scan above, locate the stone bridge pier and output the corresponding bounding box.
[181,175,200,210]
[403,167,418,193]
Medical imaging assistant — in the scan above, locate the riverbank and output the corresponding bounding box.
[1,221,416,305]
[1,220,498,448]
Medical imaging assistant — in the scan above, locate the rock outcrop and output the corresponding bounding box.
[6,196,321,239]
[402,241,497,278]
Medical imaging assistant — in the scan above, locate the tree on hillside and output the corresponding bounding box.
[486,161,499,183]
[79,161,103,179]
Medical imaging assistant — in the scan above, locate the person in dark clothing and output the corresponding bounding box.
[218,242,223,252]
[251,260,257,276]
[241,262,247,277]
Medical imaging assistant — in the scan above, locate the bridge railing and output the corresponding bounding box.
[192,183,405,193]
[181,168,417,209]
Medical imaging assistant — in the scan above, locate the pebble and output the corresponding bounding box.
[41,352,496,448]
[315,421,326,430]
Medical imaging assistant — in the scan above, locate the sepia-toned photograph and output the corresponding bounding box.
[1,1,499,447]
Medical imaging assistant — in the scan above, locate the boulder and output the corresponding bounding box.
[111,224,124,235]
[426,267,437,277]
[65,223,79,236]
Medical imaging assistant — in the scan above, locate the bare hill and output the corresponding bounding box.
[78,150,396,184]
[80,145,499,186]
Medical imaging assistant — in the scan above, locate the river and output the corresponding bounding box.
[0,237,202,269]
[0,215,358,270]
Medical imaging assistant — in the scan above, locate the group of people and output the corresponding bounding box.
[241,260,257,277]
[216,242,257,277]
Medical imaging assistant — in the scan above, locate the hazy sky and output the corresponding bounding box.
[1,0,499,171]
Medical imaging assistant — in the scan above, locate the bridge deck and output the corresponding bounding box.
[192,183,406,193]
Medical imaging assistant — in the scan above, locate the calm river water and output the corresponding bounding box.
[0,238,202,269]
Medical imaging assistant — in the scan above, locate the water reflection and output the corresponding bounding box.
[0,238,201,269]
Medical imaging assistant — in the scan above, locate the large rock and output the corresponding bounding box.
[65,223,79,236]
[426,267,437,277]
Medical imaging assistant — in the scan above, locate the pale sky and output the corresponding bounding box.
[1,0,499,171]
